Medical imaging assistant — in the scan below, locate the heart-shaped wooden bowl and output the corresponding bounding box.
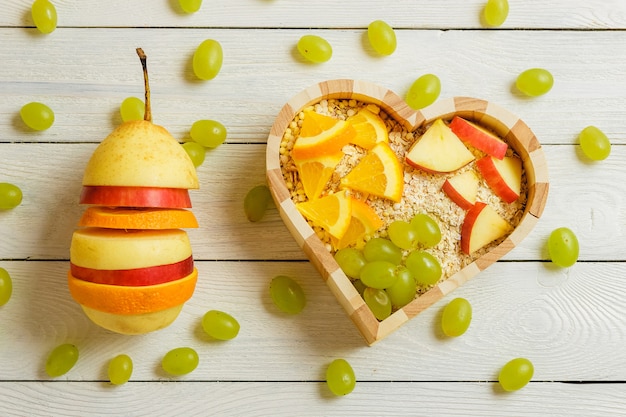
[266,79,549,345]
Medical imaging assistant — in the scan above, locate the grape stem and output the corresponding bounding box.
[135,48,152,123]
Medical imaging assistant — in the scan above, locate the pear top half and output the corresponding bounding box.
[82,120,199,189]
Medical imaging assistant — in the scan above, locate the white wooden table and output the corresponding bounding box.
[1,1,625,415]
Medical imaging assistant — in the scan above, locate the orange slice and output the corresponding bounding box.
[340,142,404,202]
[296,152,343,200]
[291,111,356,160]
[348,108,388,149]
[78,207,199,229]
[332,198,383,250]
[296,190,352,239]
[67,268,198,315]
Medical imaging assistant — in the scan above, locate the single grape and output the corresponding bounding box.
[548,227,579,267]
[499,358,534,391]
[201,310,240,340]
[182,142,206,167]
[406,74,441,110]
[363,287,391,320]
[108,354,133,385]
[297,35,332,63]
[516,68,553,97]
[45,343,79,377]
[162,347,199,376]
[190,119,227,148]
[0,267,13,306]
[334,247,366,279]
[410,213,442,248]
[483,0,509,27]
[367,20,397,56]
[326,359,356,396]
[441,298,472,337]
[405,251,442,286]
[20,102,54,130]
[579,126,611,161]
[387,220,419,250]
[31,0,57,34]
[244,184,272,222]
[179,0,202,13]
[363,237,403,265]
[0,183,23,210]
[386,267,416,309]
[193,39,223,80]
[359,261,398,289]
[270,275,306,314]
[120,97,145,122]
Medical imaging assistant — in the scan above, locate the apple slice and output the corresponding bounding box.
[461,202,513,254]
[405,119,475,173]
[476,155,522,203]
[442,170,479,210]
[449,116,508,159]
[79,185,192,208]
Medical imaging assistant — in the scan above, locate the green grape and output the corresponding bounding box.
[367,20,397,56]
[406,74,441,110]
[326,359,356,396]
[182,142,206,167]
[31,0,57,34]
[579,126,611,161]
[334,247,366,279]
[386,267,416,309]
[387,220,419,250]
[516,68,553,97]
[20,102,54,130]
[359,261,397,289]
[441,297,472,337]
[201,310,240,340]
[193,39,223,80]
[108,354,133,385]
[363,237,402,265]
[363,287,391,320]
[120,97,145,122]
[270,275,306,314]
[297,35,332,63]
[483,0,509,27]
[0,183,23,210]
[410,213,442,248]
[162,347,199,376]
[190,119,227,148]
[405,250,441,286]
[548,227,579,267]
[498,358,534,391]
[244,184,272,222]
[0,267,13,306]
[45,343,79,377]
[179,0,202,13]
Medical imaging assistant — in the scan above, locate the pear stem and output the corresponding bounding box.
[136,48,152,123]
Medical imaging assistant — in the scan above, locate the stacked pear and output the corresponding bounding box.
[68,49,199,334]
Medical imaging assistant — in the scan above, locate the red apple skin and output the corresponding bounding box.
[449,117,508,160]
[442,179,474,210]
[79,186,192,208]
[461,202,486,254]
[475,157,520,203]
[70,255,194,286]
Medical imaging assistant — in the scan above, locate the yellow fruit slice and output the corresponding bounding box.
[291,111,356,160]
[332,198,383,250]
[296,190,352,240]
[78,207,199,229]
[340,142,404,202]
[296,152,344,200]
[348,108,388,149]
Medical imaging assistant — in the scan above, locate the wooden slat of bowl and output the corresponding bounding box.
[266,79,549,345]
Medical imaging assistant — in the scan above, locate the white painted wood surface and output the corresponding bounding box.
[0,1,625,416]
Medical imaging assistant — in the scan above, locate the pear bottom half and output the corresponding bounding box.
[81,305,183,335]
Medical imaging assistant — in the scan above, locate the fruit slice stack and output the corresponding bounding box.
[68,119,200,335]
